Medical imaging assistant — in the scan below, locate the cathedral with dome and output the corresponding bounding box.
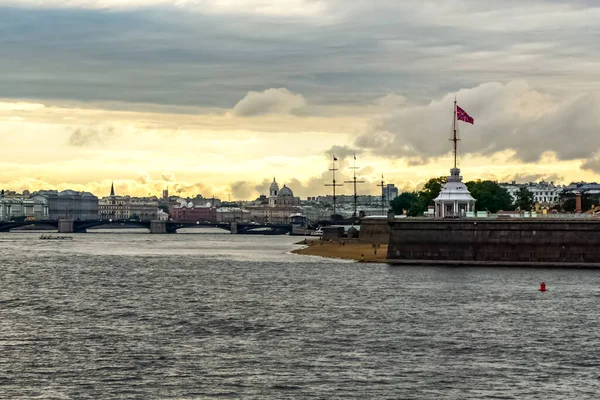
[244,178,301,224]
[268,178,300,207]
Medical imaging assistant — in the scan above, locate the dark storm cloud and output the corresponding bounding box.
[580,159,600,174]
[2,1,600,109]
[354,81,600,163]
[6,0,600,171]
[325,146,363,160]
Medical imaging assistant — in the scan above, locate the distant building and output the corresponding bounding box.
[247,204,301,224]
[157,209,169,221]
[559,182,600,196]
[98,184,158,221]
[500,181,563,206]
[32,190,98,220]
[383,184,399,203]
[0,192,49,221]
[268,178,300,207]
[217,207,251,222]
[306,195,381,206]
[169,199,217,222]
[241,178,302,223]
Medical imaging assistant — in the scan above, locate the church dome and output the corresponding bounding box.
[278,185,294,197]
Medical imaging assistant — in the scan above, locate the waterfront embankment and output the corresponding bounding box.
[292,239,388,262]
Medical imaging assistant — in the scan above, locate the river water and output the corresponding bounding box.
[1,231,600,399]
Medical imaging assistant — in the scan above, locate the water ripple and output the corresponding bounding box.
[1,233,600,398]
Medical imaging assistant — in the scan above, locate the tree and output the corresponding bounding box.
[390,192,418,215]
[407,176,447,216]
[559,191,597,212]
[465,180,513,212]
[514,187,535,211]
[421,176,447,200]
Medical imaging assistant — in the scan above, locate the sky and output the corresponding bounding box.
[2,0,600,199]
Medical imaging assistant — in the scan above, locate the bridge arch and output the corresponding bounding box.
[0,220,59,232]
[73,220,151,233]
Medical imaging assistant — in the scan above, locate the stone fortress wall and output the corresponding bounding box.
[387,219,600,267]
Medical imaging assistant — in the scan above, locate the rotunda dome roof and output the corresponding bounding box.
[278,185,294,197]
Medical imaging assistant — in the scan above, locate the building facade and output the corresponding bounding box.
[216,207,252,222]
[0,194,49,221]
[247,205,301,224]
[98,196,159,220]
[383,184,399,203]
[98,185,158,221]
[500,181,563,207]
[32,190,98,220]
[169,200,217,222]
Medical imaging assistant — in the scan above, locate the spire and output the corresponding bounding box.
[110,181,115,197]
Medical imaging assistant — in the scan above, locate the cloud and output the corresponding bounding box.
[68,126,116,147]
[580,157,600,174]
[376,93,408,111]
[2,1,600,110]
[0,0,327,16]
[161,173,175,182]
[232,88,306,117]
[0,101,45,111]
[168,181,213,196]
[325,145,363,160]
[355,80,600,163]
[230,181,255,200]
[137,173,151,184]
[498,173,564,184]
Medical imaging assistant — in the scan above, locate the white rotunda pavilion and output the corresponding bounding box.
[434,167,475,218]
[434,99,476,218]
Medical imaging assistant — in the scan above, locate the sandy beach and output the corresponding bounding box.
[292,239,388,263]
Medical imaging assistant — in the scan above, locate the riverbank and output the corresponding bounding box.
[292,239,388,262]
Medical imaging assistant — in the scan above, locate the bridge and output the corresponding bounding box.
[0,219,294,235]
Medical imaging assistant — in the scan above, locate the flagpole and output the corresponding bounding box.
[453,97,458,169]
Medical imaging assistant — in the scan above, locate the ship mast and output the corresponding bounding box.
[344,153,364,218]
[377,174,386,216]
[325,155,343,221]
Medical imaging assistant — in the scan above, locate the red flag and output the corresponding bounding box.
[457,105,474,124]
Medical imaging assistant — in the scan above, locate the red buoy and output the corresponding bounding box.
[539,282,547,292]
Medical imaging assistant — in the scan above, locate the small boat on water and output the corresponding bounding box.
[39,235,73,240]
